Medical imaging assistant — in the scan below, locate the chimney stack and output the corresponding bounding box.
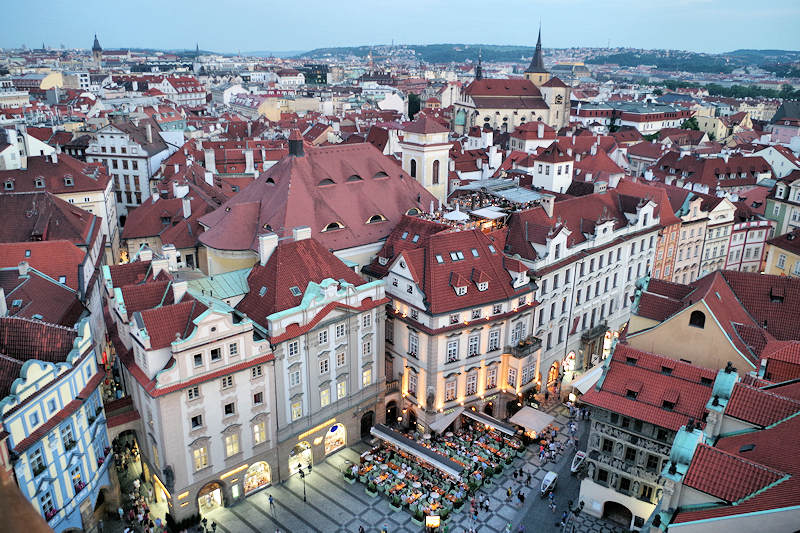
[292,226,312,241]
[537,122,544,139]
[204,148,216,173]
[540,195,555,218]
[182,197,191,219]
[18,261,29,277]
[172,280,188,302]
[162,244,179,270]
[258,233,279,266]
[0,288,6,317]
[288,129,304,157]
[145,122,153,144]
[51,151,58,164]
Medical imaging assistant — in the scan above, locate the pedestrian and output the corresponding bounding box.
[117,506,124,521]
[526,472,532,486]
[549,500,557,513]
[561,511,568,525]
[506,486,512,502]
[269,494,275,514]
[513,469,518,480]
[359,526,365,533]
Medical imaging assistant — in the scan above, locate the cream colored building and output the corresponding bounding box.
[672,196,708,284]
[698,197,735,277]
[400,116,451,205]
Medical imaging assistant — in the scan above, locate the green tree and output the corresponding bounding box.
[653,88,663,96]
[681,117,700,130]
[408,93,421,120]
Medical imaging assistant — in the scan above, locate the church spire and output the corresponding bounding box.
[92,34,102,52]
[525,24,547,74]
[475,48,483,80]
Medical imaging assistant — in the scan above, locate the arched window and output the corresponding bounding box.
[346,174,363,182]
[317,178,335,186]
[689,310,705,329]
[406,208,421,216]
[322,221,344,232]
[410,159,417,178]
[366,214,386,224]
[432,160,440,185]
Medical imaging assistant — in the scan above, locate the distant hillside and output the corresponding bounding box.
[588,48,800,75]
[299,44,537,63]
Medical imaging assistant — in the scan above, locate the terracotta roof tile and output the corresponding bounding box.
[724,382,800,427]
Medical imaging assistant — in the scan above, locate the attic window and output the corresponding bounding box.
[477,281,488,291]
[373,171,388,179]
[318,178,335,186]
[661,366,673,375]
[626,356,638,365]
[411,234,420,243]
[63,176,74,186]
[449,251,465,261]
[58,276,66,284]
[626,390,638,399]
[700,376,713,386]
[488,244,497,253]
[378,257,388,265]
[322,221,344,232]
[346,174,363,182]
[435,255,444,264]
[3,180,12,190]
[31,314,43,320]
[161,216,171,224]
[770,286,785,303]
[289,286,302,297]
[12,299,22,307]
[406,208,421,216]
[739,444,755,453]
[259,286,267,297]
[455,286,467,296]
[367,214,386,224]
[471,248,479,257]
[25,250,31,257]
[401,232,409,240]
[662,400,675,410]
[34,177,45,188]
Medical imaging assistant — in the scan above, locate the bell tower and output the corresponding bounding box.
[524,26,550,87]
[92,34,102,67]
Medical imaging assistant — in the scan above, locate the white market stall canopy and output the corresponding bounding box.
[571,365,604,395]
[370,424,465,479]
[429,407,464,434]
[509,406,555,435]
[462,409,517,436]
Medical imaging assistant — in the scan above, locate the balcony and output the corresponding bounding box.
[385,380,400,394]
[581,321,608,341]
[505,335,542,359]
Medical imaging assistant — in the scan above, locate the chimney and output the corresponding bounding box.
[204,171,214,186]
[0,288,6,317]
[139,247,153,262]
[162,243,179,270]
[540,195,555,218]
[182,197,191,219]
[172,280,188,302]
[204,148,216,173]
[51,152,58,164]
[288,129,304,157]
[537,122,544,139]
[247,121,252,137]
[258,232,279,266]
[174,163,180,174]
[245,149,255,174]
[145,122,153,144]
[292,226,312,241]
[18,261,29,277]
[590,143,597,156]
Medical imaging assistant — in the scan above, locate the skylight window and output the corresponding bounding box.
[401,231,409,240]
[449,251,465,261]
[412,234,420,243]
[290,286,302,297]
[471,249,479,257]
[259,286,267,296]
[435,255,444,264]
[488,244,496,253]
[58,276,66,284]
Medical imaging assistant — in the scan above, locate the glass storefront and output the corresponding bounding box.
[288,441,312,475]
[324,424,346,455]
[244,462,271,495]
[198,482,223,514]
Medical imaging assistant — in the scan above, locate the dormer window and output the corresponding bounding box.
[322,221,344,232]
[378,257,388,266]
[4,180,13,190]
[367,214,386,224]
[455,286,467,296]
[477,281,488,291]
[63,176,74,186]
[34,177,45,188]
[449,251,465,261]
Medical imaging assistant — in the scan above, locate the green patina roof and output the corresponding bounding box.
[187,268,251,300]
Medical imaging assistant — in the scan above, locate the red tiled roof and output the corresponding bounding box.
[682,443,786,502]
[403,116,449,134]
[766,228,800,256]
[0,154,110,194]
[139,298,207,349]
[198,143,435,253]
[580,345,715,431]
[466,79,541,97]
[0,240,86,290]
[107,260,152,288]
[0,192,101,249]
[761,340,800,382]
[724,382,800,427]
[0,269,84,327]
[626,141,668,159]
[720,270,800,341]
[119,280,174,315]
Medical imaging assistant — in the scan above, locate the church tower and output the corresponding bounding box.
[524,27,550,87]
[92,34,102,67]
[475,49,483,80]
[399,116,451,206]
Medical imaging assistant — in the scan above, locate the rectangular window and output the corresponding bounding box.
[318,330,328,344]
[193,353,203,367]
[362,368,372,387]
[224,402,235,416]
[335,323,345,338]
[363,313,371,328]
[337,380,347,400]
[193,446,208,471]
[251,365,262,379]
[289,370,301,387]
[337,352,345,367]
[486,367,497,389]
[319,358,329,375]
[39,490,54,515]
[449,313,460,325]
[411,308,419,320]
[507,368,517,388]
[320,388,330,407]
[225,434,240,457]
[471,308,481,319]
[291,401,302,421]
[408,331,419,356]
[468,334,479,356]
[210,348,221,361]
[576,289,582,305]
[408,373,418,396]
[253,422,266,445]
[466,373,477,396]
[288,341,299,357]
[221,375,233,389]
[188,386,200,400]
[518,295,527,306]
[488,330,500,351]
[228,343,239,357]
[363,340,372,355]
[253,392,263,405]
[445,380,457,401]
[446,340,459,363]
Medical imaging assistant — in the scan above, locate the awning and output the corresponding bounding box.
[509,406,554,434]
[429,407,463,434]
[462,409,517,436]
[572,365,604,395]
[370,424,465,479]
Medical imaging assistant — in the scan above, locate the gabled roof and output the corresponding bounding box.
[138,298,207,350]
[198,143,435,253]
[466,79,541,98]
[119,280,174,315]
[766,228,800,256]
[107,260,152,288]
[236,237,366,328]
[403,115,449,135]
[0,241,86,291]
[580,345,716,431]
[0,268,84,327]
[723,382,800,427]
[364,215,449,278]
[121,196,213,248]
[0,192,101,249]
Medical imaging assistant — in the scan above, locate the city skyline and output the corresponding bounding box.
[3,0,799,55]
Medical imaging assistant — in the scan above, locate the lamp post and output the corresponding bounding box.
[299,465,309,502]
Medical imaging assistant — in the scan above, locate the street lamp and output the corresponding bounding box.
[299,465,309,502]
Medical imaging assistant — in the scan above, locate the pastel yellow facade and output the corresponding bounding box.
[763,242,800,276]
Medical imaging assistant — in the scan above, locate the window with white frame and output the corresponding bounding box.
[253,421,266,445]
[337,352,345,367]
[289,370,301,387]
[468,334,480,357]
[337,380,347,400]
[477,281,488,291]
[507,368,517,388]
[336,323,345,338]
[319,357,329,375]
[408,373,418,396]
[410,308,419,320]
[193,446,208,471]
[408,330,419,356]
[320,388,330,407]
[224,402,235,416]
[445,380,457,401]
[471,308,482,319]
[488,330,500,351]
[251,365,263,379]
[386,320,394,343]
[486,367,497,389]
[466,373,477,396]
[225,433,240,457]
[191,414,203,429]
[291,401,302,421]
[39,489,54,515]
[253,391,263,405]
[229,343,239,356]
[318,330,328,344]
[30,448,44,472]
[193,353,203,367]
[363,340,372,355]
[288,341,299,356]
[449,313,460,325]
[362,368,372,387]
[492,303,503,314]
[363,313,371,328]
[446,340,459,363]
[187,386,200,400]
[778,254,787,269]
[221,375,233,389]
[511,321,526,344]
[210,348,221,361]
[518,295,527,306]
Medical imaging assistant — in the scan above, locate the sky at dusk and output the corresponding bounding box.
[3,0,799,55]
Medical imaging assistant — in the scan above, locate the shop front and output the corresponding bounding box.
[244,462,271,495]
[197,481,223,515]
[324,423,347,455]
[288,441,313,475]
